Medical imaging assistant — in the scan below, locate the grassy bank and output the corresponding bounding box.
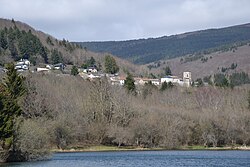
[52,145,250,153]
[52,145,165,153]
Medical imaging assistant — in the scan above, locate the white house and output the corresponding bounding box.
[134,78,145,85]
[37,67,50,72]
[110,76,125,85]
[88,73,101,79]
[87,67,98,73]
[15,59,30,71]
[160,72,192,87]
[134,78,160,86]
[161,75,180,84]
[53,63,65,70]
[46,64,53,70]
[16,59,30,66]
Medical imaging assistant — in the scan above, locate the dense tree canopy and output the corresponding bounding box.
[71,65,79,76]
[214,74,229,87]
[0,31,8,50]
[81,56,96,69]
[104,55,119,74]
[51,49,63,64]
[201,72,250,88]
[124,73,136,94]
[195,78,204,87]
[164,66,172,76]
[160,81,174,91]
[229,72,250,87]
[0,27,48,64]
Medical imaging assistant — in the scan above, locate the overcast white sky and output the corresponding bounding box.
[1,0,250,41]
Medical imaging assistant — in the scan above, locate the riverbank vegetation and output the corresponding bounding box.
[0,64,50,162]
[1,71,250,161]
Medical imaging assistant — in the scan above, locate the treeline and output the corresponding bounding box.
[78,24,250,64]
[13,73,250,152]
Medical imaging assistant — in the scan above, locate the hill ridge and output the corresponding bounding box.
[78,23,250,64]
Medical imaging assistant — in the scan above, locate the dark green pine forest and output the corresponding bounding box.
[0,19,82,66]
[0,26,48,65]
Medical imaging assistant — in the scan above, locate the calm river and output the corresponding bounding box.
[2,150,250,167]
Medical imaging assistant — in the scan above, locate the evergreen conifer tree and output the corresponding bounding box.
[124,73,136,94]
[0,63,25,150]
[164,66,172,76]
[0,31,8,50]
[160,81,174,91]
[51,49,63,64]
[104,55,119,74]
[88,57,96,67]
[71,65,79,76]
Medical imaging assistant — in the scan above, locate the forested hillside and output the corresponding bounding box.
[78,23,250,64]
[0,18,139,74]
[0,18,80,65]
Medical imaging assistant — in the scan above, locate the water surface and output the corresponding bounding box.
[2,150,250,167]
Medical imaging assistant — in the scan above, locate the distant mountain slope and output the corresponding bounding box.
[78,23,250,64]
[144,44,250,80]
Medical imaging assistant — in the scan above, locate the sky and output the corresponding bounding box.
[1,0,250,41]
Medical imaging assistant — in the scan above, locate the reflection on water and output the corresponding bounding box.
[2,150,250,167]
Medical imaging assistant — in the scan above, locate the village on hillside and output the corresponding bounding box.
[8,58,192,87]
